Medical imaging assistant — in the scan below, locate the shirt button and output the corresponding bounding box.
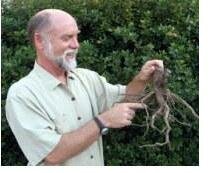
[90,155,94,159]
[71,97,75,101]
[77,116,82,120]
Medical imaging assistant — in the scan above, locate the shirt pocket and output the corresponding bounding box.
[52,112,78,134]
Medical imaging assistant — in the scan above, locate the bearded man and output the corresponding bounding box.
[6,9,163,166]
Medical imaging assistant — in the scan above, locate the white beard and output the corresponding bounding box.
[53,50,78,71]
[43,39,78,71]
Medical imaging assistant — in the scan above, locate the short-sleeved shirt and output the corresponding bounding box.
[5,62,126,166]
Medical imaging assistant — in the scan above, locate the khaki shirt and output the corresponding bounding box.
[6,62,126,166]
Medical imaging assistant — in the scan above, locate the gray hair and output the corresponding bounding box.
[27,12,51,44]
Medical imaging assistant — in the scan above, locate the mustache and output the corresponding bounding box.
[65,49,78,57]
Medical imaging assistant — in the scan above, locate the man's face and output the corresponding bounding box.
[42,15,80,71]
[43,37,78,71]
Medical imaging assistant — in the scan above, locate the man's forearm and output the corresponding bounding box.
[126,74,147,96]
[44,119,100,165]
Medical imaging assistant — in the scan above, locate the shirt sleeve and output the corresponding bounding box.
[99,75,126,106]
[89,71,126,112]
[5,92,61,166]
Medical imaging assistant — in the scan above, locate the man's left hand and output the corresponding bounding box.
[135,59,164,83]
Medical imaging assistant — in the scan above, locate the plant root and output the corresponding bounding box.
[121,66,198,148]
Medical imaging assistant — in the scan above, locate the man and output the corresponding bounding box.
[5,9,163,166]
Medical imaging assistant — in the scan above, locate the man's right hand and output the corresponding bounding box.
[98,103,144,128]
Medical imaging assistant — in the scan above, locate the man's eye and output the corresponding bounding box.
[62,35,78,41]
[62,37,69,41]
[61,35,71,41]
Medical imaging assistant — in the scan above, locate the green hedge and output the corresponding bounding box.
[1,0,199,165]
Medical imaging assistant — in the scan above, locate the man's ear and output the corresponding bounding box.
[34,33,45,50]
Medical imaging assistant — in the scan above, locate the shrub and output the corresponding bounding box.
[1,0,198,165]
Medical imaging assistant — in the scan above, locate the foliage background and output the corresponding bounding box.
[1,0,199,166]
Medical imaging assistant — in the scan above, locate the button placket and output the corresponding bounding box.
[68,76,74,80]
[65,74,76,102]
[62,84,76,102]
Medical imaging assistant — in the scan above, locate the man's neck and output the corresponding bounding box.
[36,57,67,85]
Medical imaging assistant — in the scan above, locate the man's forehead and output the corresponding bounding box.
[46,25,80,39]
[49,17,79,34]
[53,23,79,35]
[51,13,77,26]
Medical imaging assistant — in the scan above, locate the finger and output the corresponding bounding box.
[125,120,132,126]
[126,111,135,120]
[151,60,164,69]
[126,103,145,110]
[151,66,155,71]
[142,65,155,72]
[128,110,135,117]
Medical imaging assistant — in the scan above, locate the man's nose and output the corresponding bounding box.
[69,37,80,49]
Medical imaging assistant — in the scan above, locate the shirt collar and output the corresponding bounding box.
[32,61,62,90]
[68,70,75,80]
